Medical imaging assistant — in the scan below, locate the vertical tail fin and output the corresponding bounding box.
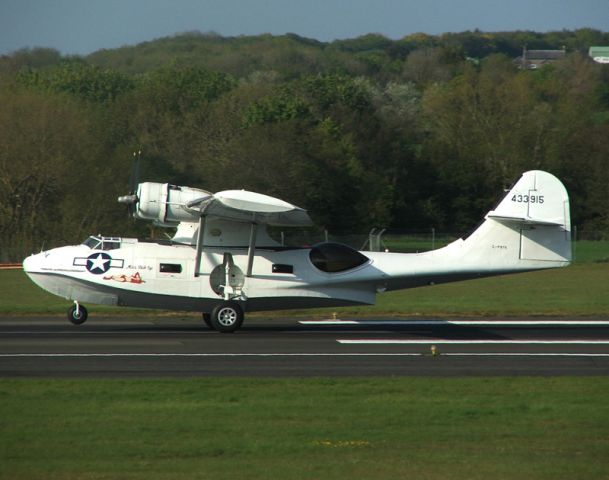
[486,170,571,263]
[454,171,571,269]
[488,171,570,229]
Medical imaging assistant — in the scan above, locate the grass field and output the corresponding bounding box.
[3,240,607,317]
[1,377,609,480]
[2,261,608,317]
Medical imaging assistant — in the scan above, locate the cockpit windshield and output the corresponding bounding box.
[82,236,101,249]
[82,236,121,251]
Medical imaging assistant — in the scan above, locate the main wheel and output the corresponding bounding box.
[67,304,88,325]
[210,301,244,333]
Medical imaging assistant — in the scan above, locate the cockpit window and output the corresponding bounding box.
[82,236,121,250]
[309,242,369,273]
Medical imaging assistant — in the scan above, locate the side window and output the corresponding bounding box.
[102,241,120,251]
[160,263,182,274]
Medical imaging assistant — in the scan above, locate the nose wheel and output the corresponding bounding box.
[67,302,88,325]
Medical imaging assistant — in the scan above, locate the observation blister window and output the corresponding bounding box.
[309,243,369,273]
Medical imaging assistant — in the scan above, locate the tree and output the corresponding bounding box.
[402,48,455,86]
[16,62,134,102]
[0,86,123,260]
[421,56,556,229]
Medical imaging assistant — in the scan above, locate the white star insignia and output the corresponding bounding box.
[89,254,110,272]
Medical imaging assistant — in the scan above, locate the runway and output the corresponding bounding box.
[2,315,609,377]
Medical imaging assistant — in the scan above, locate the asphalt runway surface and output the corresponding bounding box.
[2,315,609,377]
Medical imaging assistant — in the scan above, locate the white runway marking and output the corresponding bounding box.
[302,320,609,326]
[0,353,421,357]
[444,353,609,357]
[338,339,609,345]
[2,352,609,358]
[0,331,215,335]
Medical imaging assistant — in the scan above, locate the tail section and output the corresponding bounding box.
[449,170,571,270]
[369,170,570,292]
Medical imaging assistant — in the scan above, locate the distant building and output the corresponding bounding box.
[516,47,566,70]
[589,46,609,64]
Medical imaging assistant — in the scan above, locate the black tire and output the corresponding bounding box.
[202,312,212,329]
[210,301,244,333]
[67,304,88,325]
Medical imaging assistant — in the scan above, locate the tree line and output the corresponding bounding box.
[1,30,608,261]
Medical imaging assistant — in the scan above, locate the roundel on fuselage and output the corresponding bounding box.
[86,252,112,275]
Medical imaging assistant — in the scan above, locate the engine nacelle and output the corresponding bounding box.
[135,182,210,225]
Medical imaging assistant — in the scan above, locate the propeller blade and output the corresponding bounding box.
[122,150,142,218]
[128,150,141,195]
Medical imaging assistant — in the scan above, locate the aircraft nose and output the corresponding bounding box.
[22,254,33,272]
[23,252,42,273]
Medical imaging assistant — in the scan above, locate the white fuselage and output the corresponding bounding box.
[23,240,378,312]
[21,170,573,322]
[22,214,569,314]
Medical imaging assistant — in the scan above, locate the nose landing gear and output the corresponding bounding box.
[67,302,88,325]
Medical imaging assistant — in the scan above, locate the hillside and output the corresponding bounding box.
[0,29,608,261]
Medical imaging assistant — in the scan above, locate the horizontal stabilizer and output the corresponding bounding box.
[486,214,564,226]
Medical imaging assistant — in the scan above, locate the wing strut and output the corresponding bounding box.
[194,215,206,277]
[246,219,258,277]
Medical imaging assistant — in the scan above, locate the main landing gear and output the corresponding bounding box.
[65,300,244,333]
[203,301,244,333]
[67,302,88,325]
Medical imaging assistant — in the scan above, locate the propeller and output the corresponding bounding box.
[118,151,141,217]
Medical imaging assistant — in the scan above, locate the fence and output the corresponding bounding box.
[2,229,608,264]
[271,227,608,263]
[376,229,608,263]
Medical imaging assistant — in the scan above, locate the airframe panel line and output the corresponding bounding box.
[302,320,609,326]
[338,339,609,344]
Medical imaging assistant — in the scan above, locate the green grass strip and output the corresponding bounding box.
[1,377,609,479]
[3,262,609,317]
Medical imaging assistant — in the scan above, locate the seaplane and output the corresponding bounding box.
[23,168,571,332]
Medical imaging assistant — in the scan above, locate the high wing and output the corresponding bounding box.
[181,189,313,279]
[119,183,313,279]
[119,182,312,227]
[186,190,313,227]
